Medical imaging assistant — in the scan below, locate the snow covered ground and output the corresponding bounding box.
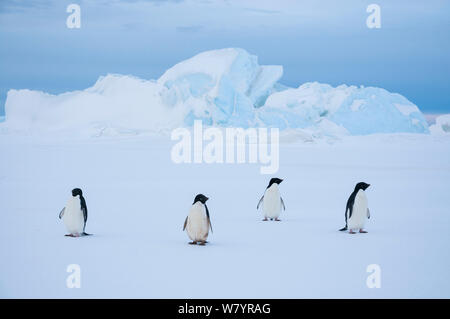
[1,132,449,298]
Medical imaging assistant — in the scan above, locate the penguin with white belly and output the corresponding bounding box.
[339,182,371,234]
[257,178,285,221]
[59,188,91,237]
[183,194,213,245]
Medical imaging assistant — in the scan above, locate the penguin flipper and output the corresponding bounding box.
[257,195,264,210]
[207,217,213,234]
[205,204,213,233]
[339,207,349,231]
[367,208,370,219]
[183,216,188,231]
[82,207,88,223]
[59,208,65,219]
[79,195,88,232]
[80,196,88,223]
[82,207,88,232]
[281,197,286,210]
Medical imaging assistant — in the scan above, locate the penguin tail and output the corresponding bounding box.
[339,226,348,231]
[82,232,92,236]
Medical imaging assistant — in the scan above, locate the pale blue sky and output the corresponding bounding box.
[1,0,449,115]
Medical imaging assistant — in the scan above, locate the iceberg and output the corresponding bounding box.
[430,114,450,135]
[0,48,429,137]
[257,82,428,134]
[158,48,283,127]
[3,76,186,135]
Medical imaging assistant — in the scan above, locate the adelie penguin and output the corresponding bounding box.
[339,182,371,234]
[257,178,285,221]
[59,188,91,237]
[183,194,213,245]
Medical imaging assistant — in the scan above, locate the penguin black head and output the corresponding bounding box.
[72,188,83,197]
[193,194,209,204]
[267,178,283,188]
[354,182,370,191]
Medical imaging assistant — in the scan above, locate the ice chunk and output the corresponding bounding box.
[257,82,429,135]
[158,48,283,127]
[350,99,364,112]
[0,48,429,137]
[257,82,349,129]
[247,65,283,107]
[3,74,188,135]
[430,114,450,135]
[394,103,420,116]
[313,118,350,137]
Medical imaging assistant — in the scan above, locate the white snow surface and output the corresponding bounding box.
[0,48,429,137]
[1,133,449,298]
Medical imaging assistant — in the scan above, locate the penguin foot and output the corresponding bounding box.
[262,218,268,221]
[189,241,197,245]
[275,218,281,221]
[359,229,368,233]
[198,241,206,246]
[349,230,356,234]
